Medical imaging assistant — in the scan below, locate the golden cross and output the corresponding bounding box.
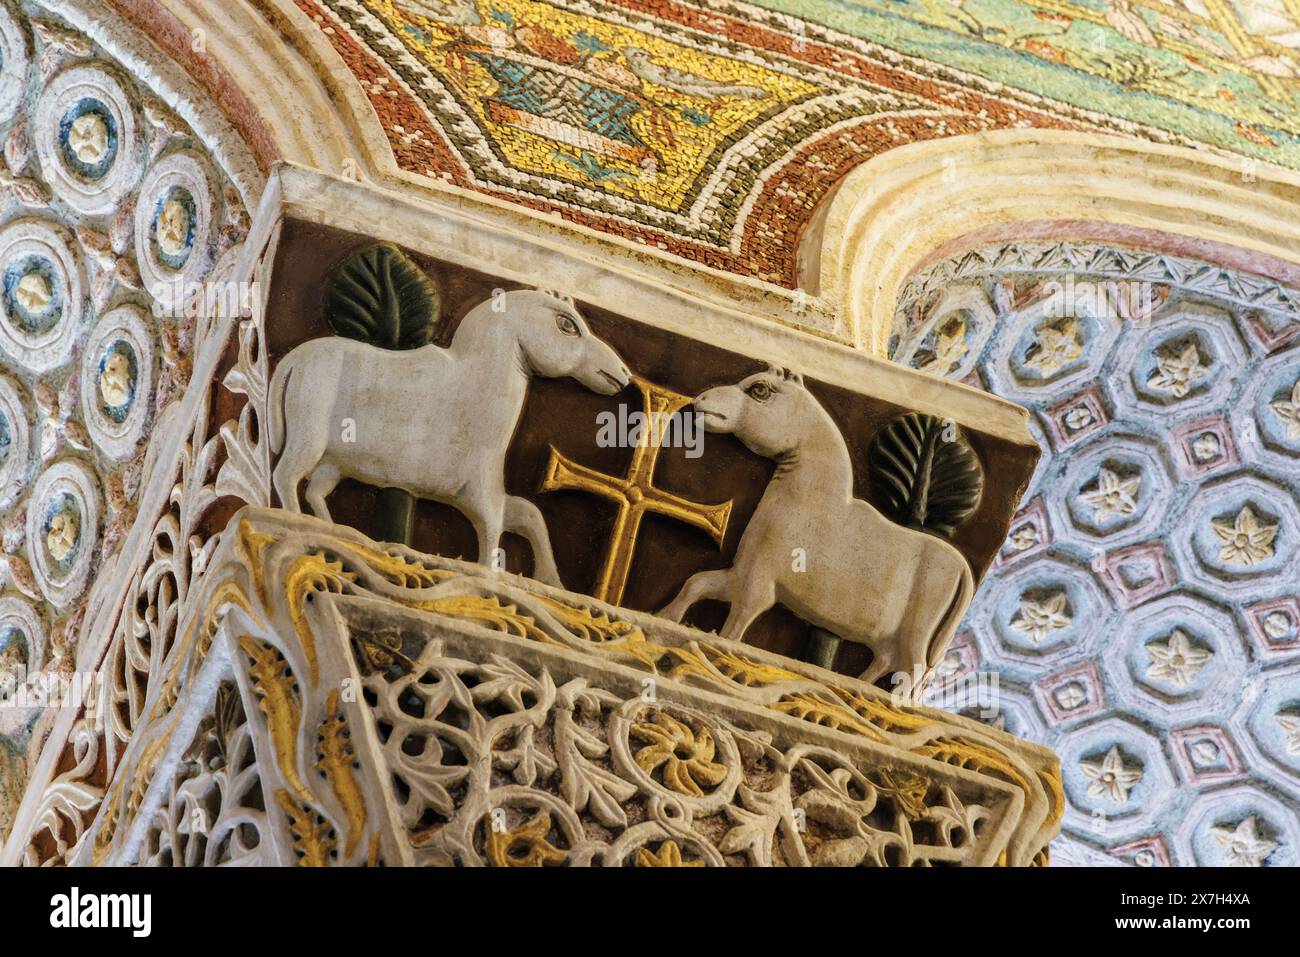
[539,378,733,606]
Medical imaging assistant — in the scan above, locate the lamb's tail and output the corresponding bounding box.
[927,558,974,672]
[267,351,295,455]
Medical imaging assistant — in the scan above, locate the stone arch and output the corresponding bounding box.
[809,129,1300,356]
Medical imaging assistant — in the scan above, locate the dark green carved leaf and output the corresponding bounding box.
[867,413,984,537]
[324,242,440,351]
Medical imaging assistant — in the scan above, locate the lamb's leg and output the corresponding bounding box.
[659,568,732,622]
[463,496,504,572]
[858,647,897,687]
[719,581,774,642]
[303,463,341,522]
[503,495,562,588]
[272,448,311,513]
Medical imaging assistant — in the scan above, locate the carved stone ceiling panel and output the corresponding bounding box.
[894,240,1300,867]
[298,0,1300,284]
[0,0,250,791]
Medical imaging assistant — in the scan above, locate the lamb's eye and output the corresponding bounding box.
[746,381,772,401]
[556,313,580,336]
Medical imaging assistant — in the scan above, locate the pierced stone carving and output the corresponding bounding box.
[69,509,1060,867]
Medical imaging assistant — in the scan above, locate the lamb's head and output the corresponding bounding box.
[694,366,816,459]
[506,289,630,395]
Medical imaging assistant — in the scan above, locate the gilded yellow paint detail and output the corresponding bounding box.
[285,551,357,684]
[769,692,888,742]
[276,789,335,866]
[667,642,805,686]
[539,379,732,606]
[631,710,728,796]
[484,809,567,866]
[635,840,703,867]
[237,519,276,608]
[317,689,368,857]
[240,635,313,802]
[345,540,456,589]
[414,594,552,642]
[534,595,666,668]
[913,736,1033,800]
[870,768,931,819]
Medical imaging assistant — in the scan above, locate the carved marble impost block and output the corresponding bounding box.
[241,166,1041,688]
[75,509,1061,866]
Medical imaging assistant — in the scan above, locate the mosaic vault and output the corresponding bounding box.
[300,0,1300,283]
[894,239,1300,867]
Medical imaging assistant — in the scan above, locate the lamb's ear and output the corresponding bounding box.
[765,362,783,377]
[537,288,577,309]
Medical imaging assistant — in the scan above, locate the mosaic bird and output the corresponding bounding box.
[621,47,768,100]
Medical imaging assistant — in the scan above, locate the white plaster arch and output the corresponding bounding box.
[813,129,1300,357]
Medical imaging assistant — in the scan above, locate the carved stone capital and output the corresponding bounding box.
[78,509,1060,866]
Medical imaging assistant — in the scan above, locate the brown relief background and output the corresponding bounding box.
[247,218,1038,674]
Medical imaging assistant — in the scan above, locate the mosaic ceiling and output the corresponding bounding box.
[893,240,1300,866]
[0,2,249,823]
[301,0,1300,284]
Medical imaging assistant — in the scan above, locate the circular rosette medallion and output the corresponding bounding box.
[35,63,142,214]
[0,597,46,702]
[25,460,101,609]
[612,701,741,814]
[0,8,31,124]
[80,305,155,458]
[0,219,84,371]
[0,375,31,507]
[134,151,217,307]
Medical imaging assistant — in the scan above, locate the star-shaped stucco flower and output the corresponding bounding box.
[1145,629,1212,687]
[1080,746,1142,804]
[1080,468,1140,521]
[1210,817,1277,867]
[922,320,967,375]
[1276,713,1300,756]
[1010,592,1071,644]
[1211,506,1277,566]
[1270,379,1300,441]
[1147,341,1208,398]
[1024,319,1082,374]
